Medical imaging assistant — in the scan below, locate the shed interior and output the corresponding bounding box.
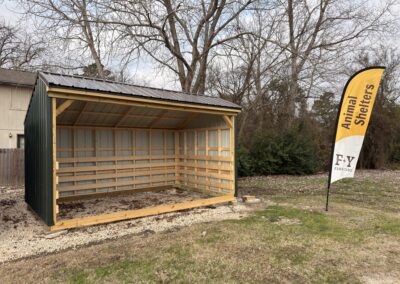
[53,98,236,228]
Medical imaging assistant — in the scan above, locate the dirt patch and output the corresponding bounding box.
[0,199,17,207]
[269,217,302,225]
[0,188,251,263]
[362,274,400,284]
[57,188,211,220]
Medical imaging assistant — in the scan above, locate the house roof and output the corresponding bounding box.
[39,72,241,110]
[0,68,36,88]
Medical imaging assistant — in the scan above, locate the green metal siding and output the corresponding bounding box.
[24,78,54,226]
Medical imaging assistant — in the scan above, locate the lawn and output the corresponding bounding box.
[1,170,399,283]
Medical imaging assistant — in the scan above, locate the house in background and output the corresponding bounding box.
[0,68,36,149]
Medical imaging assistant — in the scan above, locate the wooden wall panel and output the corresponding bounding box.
[56,126,177,197]
[55,113,235,198]
[178,127,234,195]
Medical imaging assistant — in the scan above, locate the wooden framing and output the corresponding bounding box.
[223,115,233,129]
[114,107,132,127]
[179,113,199,128]
[50,195,235,231]
[56,99,74,116]
[73,102,88,125]
[48,90,240,116]
[63,109,185,121]
[58,184,173,202]
[149,110,168,128]
[49,89,239,230]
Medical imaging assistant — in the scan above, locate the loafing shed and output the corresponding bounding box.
[25,72,241,231]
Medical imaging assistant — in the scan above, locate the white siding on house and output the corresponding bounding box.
[0,85,32,148]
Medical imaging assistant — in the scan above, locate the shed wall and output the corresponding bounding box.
[24,78,54,225]
[56,127,177,197]
[178,114,235,194]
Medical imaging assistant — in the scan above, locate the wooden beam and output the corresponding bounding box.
[48,88,241,114]
[57,161,177,174]
[48,91,240,116]
[73,102,88,126]
[177,177,232,190]
[179,113,198,129]
[148,110,168,128]
[60,123,176,130]
[58,154,176,163]
[114,106,132,127]
[64,109,182,120]
[59,177,177,193]
[177,185,224,197]
[49,195,236,231]
[180,170,232,180]
[174,131,180,185]
[58,124,226,131]
[56,99,74,116]
[59,168,176,183]
[58,185,173,203]
[231,116,235,192]
[223,115,233,129]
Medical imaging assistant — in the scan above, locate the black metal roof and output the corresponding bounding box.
[39,72,241,110]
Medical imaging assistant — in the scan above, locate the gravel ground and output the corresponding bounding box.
[0,187,251,263]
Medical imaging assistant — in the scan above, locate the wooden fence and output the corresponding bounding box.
[0,149,24,187]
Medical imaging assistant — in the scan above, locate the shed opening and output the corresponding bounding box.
[24,72,240,230]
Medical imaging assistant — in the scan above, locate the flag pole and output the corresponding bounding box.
[325,183,331,211]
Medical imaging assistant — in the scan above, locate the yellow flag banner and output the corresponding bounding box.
[328,67,385,187]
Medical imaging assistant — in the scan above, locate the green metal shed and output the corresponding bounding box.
[25,72,240,230]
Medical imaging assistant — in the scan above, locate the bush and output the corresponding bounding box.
[248,133,280,175]
[238,127,319,176]
[390,144,400,163]
[274,128,319,175]
[237,144,253,176]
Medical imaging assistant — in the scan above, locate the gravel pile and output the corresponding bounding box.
[0,188,250,263]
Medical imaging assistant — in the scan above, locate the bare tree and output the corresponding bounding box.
[18,0,112,78]
[281,0,395,126]
[98,0,254,94]
[207,2,287,138]
[0,21,44,69]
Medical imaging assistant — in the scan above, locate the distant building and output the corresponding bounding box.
[0,68,36,148]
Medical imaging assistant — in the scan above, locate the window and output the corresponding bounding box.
[17,135,25,149]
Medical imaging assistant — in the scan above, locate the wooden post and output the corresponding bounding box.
[175,131,179,186]
[230,116,235,195]
[194,130,198,191]
[113,128,116,192]
[205,130,209,192]
[184,131,187,188]
[94,128,98,193]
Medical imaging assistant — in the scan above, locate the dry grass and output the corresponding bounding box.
[0,170,399,283]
